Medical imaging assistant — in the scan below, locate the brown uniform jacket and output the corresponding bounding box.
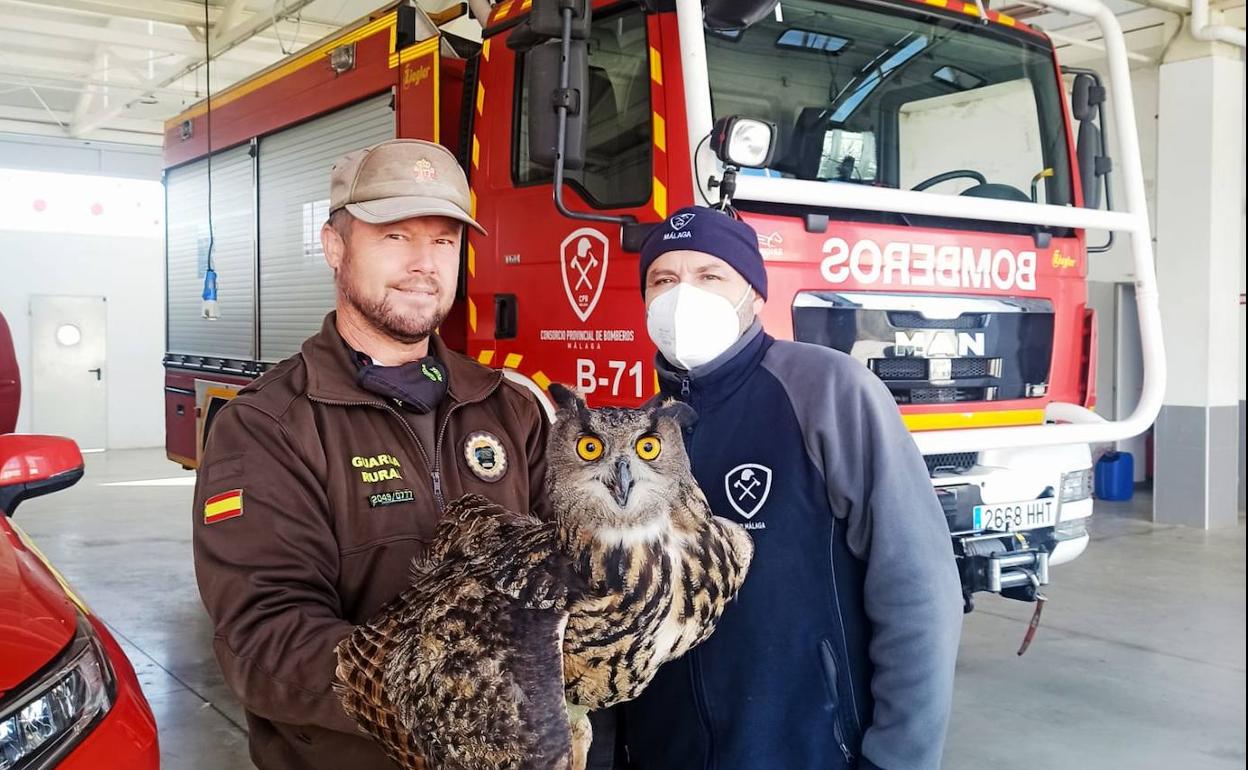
[193,313,550,770]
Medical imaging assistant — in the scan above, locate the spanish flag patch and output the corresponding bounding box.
[204,489,244,525]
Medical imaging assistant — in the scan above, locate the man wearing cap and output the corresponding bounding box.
[192,139,551,770]
[619,206,963,770]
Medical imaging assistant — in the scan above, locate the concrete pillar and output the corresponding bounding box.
[1152,38,1245,528]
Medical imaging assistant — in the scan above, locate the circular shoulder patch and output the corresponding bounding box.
[464,431,508,482]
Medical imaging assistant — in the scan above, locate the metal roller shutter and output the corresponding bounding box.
[165,145,256,359]
[258,93,395,362]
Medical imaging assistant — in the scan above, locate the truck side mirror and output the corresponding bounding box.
[0,434,85,517]
[1070,72,1111,211]
[526,39,588,171]
[1076,121,1102,209]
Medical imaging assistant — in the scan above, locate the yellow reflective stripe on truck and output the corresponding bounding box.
[903,409,1046,431]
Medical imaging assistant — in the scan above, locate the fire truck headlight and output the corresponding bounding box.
[1060,468,1093,503]
[712,116,776,169]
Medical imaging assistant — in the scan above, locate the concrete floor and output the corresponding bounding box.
[13,448,1246,770]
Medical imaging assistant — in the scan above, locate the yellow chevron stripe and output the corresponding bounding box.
[533,371,551,390]
[478,350,495,365]
[504,353,523,369]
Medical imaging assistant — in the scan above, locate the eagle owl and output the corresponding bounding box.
[334,385,754,770]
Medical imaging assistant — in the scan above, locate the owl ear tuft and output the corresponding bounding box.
[649,397,697,429]
[548,383,593,424]
[548,383,581,411]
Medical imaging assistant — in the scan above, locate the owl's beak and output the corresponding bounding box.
[607,457,634,508]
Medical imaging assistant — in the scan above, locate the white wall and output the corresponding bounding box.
[0,132,162,181]
[0,161,165,450]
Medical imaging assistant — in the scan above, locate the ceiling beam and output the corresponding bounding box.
[0,13,289,66]
[72,44,109,123]
[1,15,217,58]
[0,0,340,38]
[211,0,248,44]
[0,115,163,145]
[69,0,319,139]
[0,103,160,132]
[0,70,199,97]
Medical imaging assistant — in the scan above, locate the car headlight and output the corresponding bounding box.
[0,616,115,770]
[1060,468,1093,503]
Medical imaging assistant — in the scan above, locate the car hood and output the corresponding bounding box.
[0,519,78,695]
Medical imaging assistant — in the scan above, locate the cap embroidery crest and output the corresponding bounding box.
[464,431,508,482]
[414,158,438,181]
[670,212,696,230]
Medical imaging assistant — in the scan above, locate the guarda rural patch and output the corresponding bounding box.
[352,453,403,483]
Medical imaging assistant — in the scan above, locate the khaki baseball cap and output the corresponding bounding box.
[329,139,486,235]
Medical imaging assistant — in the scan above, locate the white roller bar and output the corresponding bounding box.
[675,0,1166,455]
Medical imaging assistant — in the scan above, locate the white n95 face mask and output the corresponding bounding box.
[646,284,751,370]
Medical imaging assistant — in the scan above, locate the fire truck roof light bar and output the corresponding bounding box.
[676,0,1165,455]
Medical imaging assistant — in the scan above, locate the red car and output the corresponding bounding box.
[1,311,159,769]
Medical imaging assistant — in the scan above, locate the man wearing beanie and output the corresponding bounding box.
[619,206,963,770]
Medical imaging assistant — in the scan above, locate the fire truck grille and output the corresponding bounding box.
[871,358,927,379]
[870,357,1000,381]
[887,311,987,330]
[925,452,979,475]
[793,292,1055,406]
[950,357,996,378]
[904,387,985,404]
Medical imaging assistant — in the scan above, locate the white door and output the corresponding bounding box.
[30,295,107,451]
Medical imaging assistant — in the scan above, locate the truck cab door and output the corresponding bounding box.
[467,3,667,406]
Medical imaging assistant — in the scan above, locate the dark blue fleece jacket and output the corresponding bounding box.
[621,323,962,770]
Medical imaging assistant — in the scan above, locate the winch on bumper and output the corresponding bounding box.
[925,446,1094,613]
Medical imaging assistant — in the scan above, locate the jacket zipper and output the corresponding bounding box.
[827,520,863,742]
[425,387,498,510]
[309,376,501,512]
[820,639,856,765]
[687,651,716,770]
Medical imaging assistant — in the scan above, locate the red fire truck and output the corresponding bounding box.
[161,0,1163,609]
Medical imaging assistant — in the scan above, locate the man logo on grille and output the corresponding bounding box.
[725,463,773,520]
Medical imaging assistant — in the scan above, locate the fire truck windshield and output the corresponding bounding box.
[705,0,1074,207]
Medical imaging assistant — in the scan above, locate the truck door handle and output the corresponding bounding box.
[494,294,518,340]
[88,368,102,380]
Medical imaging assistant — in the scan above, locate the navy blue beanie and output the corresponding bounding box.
[639,206,768,300]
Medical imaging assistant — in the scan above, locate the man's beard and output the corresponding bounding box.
[337,255,449,345]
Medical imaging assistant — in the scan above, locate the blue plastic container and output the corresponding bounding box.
[1094,451,1134,501]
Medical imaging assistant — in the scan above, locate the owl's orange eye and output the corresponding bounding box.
[576,435,604,461]
[635,435,662,461]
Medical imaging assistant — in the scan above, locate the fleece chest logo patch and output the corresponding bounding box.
[464,431,508,482]
[204,489,244,525]
[725,464,772,527]
[352,453,403,483]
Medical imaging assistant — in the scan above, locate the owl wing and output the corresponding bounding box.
[432,493,588,609]
[337,494,581,770]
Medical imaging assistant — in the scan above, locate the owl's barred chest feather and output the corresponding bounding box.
[559,507,748,708]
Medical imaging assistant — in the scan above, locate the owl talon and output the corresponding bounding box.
[568,706,592,770]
